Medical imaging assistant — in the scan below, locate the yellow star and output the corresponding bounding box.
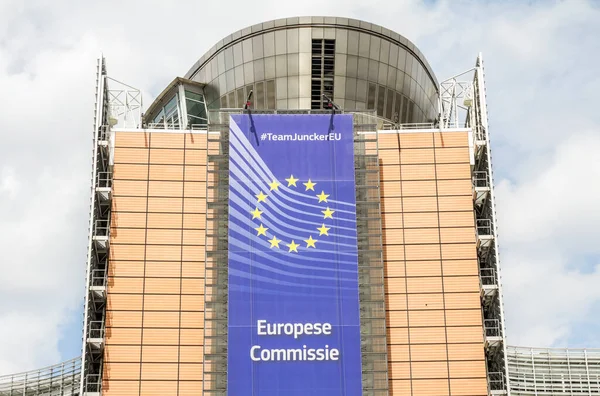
[317,224,330,236]
[255,224,268,237]
[304,235,317,248]
[251,207,263,219]
[256,191,268,203]
[303,179,316,191]
[322,207,335,219]
[285,175,299,187]
[268,236,281,248]
[316,191,329,203]
[269,180,280,191]
[287,240,299,253]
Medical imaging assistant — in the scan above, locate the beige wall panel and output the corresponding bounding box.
[446,326,484,344]
[185,133,208,149]
[113,180,148,196]
[384,245,405,261]
[107,277,144,294]
[447,344,485,361]
[146,213,182,229]
[387,345,410,361]
[113,147,149,164]
[182,261,205,278]
[442,259,479,276]
[388,362,410,379]
[434,132,469,148]
[183,214,206,229]
[139,380,177,396]
[107,294,143,311]
[385,277,407,294]
[438,195,473,212]
[441,244,477,260]
[403,212,439,228]
[146,229,182,245]
[402,196,437,213]
[180,346,204,363]
[399,132,433,148]
[404,244,441,261]
[389,380,411,395]
[179,381,203,395]
[104,345,141,362]
[183,198,206,213]
[411,344,448,361]
[108,260,144,278]
[111,228,146,245]
[380,181,402,197]
[184,149,208,166]
[408,309,445,327]
[102,362,140,380]
[184,165,206,182]
[436,163,471,180]
[102,380,140,396]
[181,329,204,345]
[181,312,204,328]
[400,164,436,180]
[142,312,180,329]
[381,197,402,213]
[149,133,185,149]
[382,229,404,245]
[106,311,142,328]
[148,164,184,181]
[145,245,181,261]
[181,295,204,311]
[105,328,142,345]
[147,197,184,213]
[444,292,481,310]
[437,179,472,196]
[403,228,440,244]
[143,294,180,311]
[141,345,178,362]
[149,149,184,165]
[439,227,476,244]
[378,135,401,149]
[387,293,408,311]
[409,327,446,344]
[145,261,181,278]
[139,328,179,345]
[407,293,444,310]
[386,311,408,327]
[443,276,480,293]
[382,213,403,229]
[445,309,482,327]
[439,211,475,227]
[449,360,487,379]
[387,328,409,345]
[378,149,400,165]
[380,165,401,180]
[115,131,149,148]
[400,148,434,165]
[411,379,449,396]
[411,361,449,379]
[112,212,147,229]
[384,261,406,277]
[148,181,183,197]
[145,277,181,294]
[140,363,178,380]
[110,244,146,261]
[406,277,442,294]
[184,182,206,198]
[183,245,206,262]
[113,164,149,180]
[179,363,203,380]
[405,261,442,277]
[112,196,147,213]
[434,147,470,164]
[449,378,488,396]
[401,180,437,197]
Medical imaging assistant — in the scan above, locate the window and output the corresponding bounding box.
[311,39,336,109]
[185,90,208,127]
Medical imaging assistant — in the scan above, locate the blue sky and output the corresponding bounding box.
[1,0,599,373]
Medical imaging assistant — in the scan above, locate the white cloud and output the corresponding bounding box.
[0,0,599,373]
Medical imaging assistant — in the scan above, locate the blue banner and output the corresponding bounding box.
[227,113,362,396]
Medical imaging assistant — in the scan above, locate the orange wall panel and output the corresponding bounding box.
[441,243,477,260]
[145,261,181,278]
[184,149,208,166]
[180,329,204,345]
[408,310,445,327]
[141,345,179,362]
[404,244,441,261]
[149,133,185,149]
[105,328,142,345]
[385,277,407,294]
[446,326,484,344]
[108,260,145,278]
[146,229,182,245]
[115,131,149,148]
[140,363,178,380]
[447,343,485,361]
[411,361,449,379]
[407,293,444,310]
[388,362,410,379]
[434,147,470,164]
[399,132,433,148]
[400,164,436,180]
[403,212,439,228]
[145,245,181,261]
[149,148,184,165]
[406,277,442,294]
[442,259,479,276]
[113,180,148,197]
[387,328,409,345]
[434,131,469,148]
[112,196,147,213]
[384,261,406,277]
[387,293,408,311]
[403,228,440,244]
[180,346,204,363]
[142,329,180,345]
[102,362,140,380]
[439,227,476,244]
[104,345,141,362]
[389,380,411,395]
[111,228,145,244]
[409,327,446,344]
[437,179,472,196]
[401,180,437,197]
[388,345,410,361]
[436,163,471,180]
[179,381,203,395]
[449,378,488,396]
[412,379,449,396]
[444,292,481,310]
[142,312,180,329]
[410,344,448,361]
[107,294,143,311]
[112,212,147,228]
[102,379,140,396]
[149,165,184,181]
[113,147,149,164]
[106,312,142,328]
[438,195,473,212]
[139,380,178,396]
[113,164,149,180]
[443,276,480,293]
[378,149,400,165]
[405,261,442,277]
[400,148,434,165]
[179,363,203,381]
[402,196,437,212]
[445,309,483,327]
[143,294,181,311]
[182,261,205,278]
[449,360,487,379]
[107,277,144,294]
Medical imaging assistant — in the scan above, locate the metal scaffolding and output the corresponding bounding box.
[0,358,81,396]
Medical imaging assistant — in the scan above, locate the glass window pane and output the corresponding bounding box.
[255,81,265,109]
[388,45,399,67]
[393,92,402,124]
[380,40,390,64]
[253,59,265,81]
[275,54,287,77]
[236,88,245,109]
[385,88,393,120]
[377,85,385,117]
[356,79,367,102]
[357,57,368,80]
[367,59,378,82]
[227,91,235,108]
[244,62,254,84]
[266,80,276,109]
[264,56,276,79]
[367,83,376,110]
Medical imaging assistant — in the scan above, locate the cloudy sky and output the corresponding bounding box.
[1,0,599,373]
